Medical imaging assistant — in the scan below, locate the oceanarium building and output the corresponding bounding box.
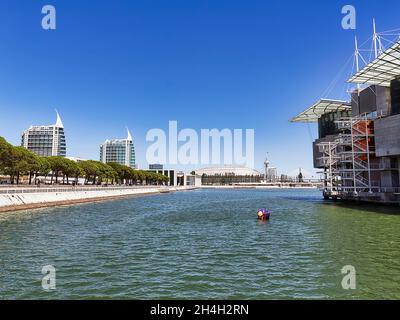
[21,111,67,157]
[100,129,136,168]
[291,30,400,204]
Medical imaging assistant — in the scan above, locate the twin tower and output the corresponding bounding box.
[21,111,136,169]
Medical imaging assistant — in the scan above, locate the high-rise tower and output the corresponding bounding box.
[21,111,67,157]
[100,128,136,168]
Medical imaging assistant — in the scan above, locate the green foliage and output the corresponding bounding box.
[0,137,14,174]
[0,136,170,186]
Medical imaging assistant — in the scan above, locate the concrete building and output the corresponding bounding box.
[267,167,278,182]
[66,157,88,163]
[146,166,177,186]
[149,164,164,170]
[146,165,201,187]
[291,35,400,204]
[21,111,66,157]
[185,174,202,187]
[263,156,279,182]
[0,175,11,184]
[195,166,261,185]
[100,129,136,168]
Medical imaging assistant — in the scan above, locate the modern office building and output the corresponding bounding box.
[21,111,67,157]
[291,31,400,204]
[100,129,136,168]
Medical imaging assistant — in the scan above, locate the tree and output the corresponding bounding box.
[0,137,13,175]
[97,162,117,185]
[36,157,51,184]
[136,170,146,185]
[157,173,169,185]
[78,161,117,185]
[129,169,139,185]
[107,162,125,184]
[3,146,36,184]
[79,161,99,185]
[1,137,53,185]
[25,152,42,185]
[59,158,81,185]
[47,156,67,184]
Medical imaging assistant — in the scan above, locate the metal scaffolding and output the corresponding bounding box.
[336,113,379,194]
[316,141,341,195]
[317,113,383,197]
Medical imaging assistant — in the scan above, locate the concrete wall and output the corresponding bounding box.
[0,187,185,209]
[375,114,400,157]
[376,86,392,115]
[359,86,377,114]
[380,157,399,188]
[391,78,400,115]
[313,136,336,169]
[351,85,390,116]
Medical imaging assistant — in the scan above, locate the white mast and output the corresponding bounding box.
[355,36,361,92]
[372,19,383,58]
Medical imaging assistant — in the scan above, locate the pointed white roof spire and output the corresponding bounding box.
[126,127,133,141]
[373,18,378,59]
[55,110,64,128]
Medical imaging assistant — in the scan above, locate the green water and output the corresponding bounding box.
[0,189,399,300]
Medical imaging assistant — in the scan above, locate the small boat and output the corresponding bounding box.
[257,208,271,221]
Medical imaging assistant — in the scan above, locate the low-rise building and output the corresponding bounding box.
[195,166,262,185]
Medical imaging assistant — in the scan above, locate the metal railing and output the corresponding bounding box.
[338,186,400,194]
[0,185,170,195]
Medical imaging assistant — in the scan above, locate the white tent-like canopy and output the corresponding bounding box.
[290,99,352,123]
[348,41,400,87]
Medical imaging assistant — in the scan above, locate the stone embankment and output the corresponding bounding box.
[0,186,196,213]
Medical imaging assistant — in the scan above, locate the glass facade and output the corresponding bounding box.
[100,139,136,168]
[21,126,66,157]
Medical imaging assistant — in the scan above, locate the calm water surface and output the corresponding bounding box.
[0,189,399,299]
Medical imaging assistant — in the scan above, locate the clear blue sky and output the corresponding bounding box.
[1,0,399,176]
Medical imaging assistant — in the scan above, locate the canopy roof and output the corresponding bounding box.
[290,99,352,123]
[348,41,400,87]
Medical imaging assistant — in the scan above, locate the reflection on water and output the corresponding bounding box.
[0,189,399,299]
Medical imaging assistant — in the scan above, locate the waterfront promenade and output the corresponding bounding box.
[0,185,196,213]
[200,183,322,190]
